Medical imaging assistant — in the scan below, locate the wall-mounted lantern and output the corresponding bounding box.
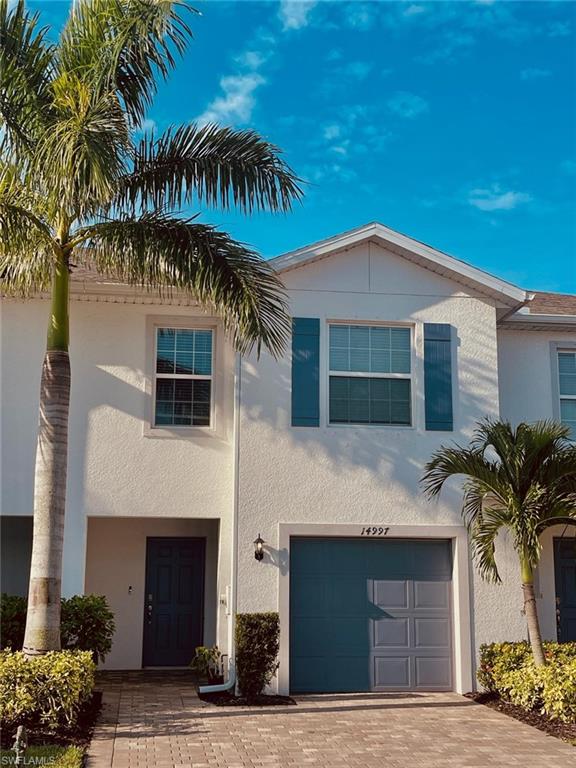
[254,534,265,561]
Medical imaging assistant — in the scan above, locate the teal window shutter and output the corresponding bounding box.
[424,323,453,431]
[292,318,320,427]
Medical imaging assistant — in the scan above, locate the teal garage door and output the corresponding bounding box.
[289,538,453,693]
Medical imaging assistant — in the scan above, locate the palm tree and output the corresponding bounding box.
[422,419,576,666]
[0,0,302,657]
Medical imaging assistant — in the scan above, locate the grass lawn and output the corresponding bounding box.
[0,746,83,768]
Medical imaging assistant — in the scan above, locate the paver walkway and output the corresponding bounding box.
[87,672,575,768]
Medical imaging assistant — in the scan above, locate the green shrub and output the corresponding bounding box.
[478,641,576,722]
[236,612,280,700]
[61,595,115,663]
[0,595,27,651]
[0,594,115,662]
[191,645,222,683]
[0,650,95,731]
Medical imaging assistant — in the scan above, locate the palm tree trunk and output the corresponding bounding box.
[23,258,70,657]
[520,556,546,666]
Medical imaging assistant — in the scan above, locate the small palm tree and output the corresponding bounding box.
[422,419,576,665]
[0,0,302,656]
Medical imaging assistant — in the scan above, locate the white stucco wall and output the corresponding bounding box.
[1,296,235,661]
[236,242,530,691]
[498,328,576,424]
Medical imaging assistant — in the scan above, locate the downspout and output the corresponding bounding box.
[199,352,241,694]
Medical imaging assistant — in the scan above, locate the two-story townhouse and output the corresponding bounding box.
[1,222,575,694]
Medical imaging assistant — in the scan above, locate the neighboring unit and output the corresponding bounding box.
[2,223,575,693]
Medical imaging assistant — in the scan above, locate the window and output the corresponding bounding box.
[154,328,213,427]
[558,351,576,437]
[329,324,411,425]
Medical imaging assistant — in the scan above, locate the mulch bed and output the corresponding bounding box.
[0,690,102,750]
[466,692,576,745]
[199,690,296,707]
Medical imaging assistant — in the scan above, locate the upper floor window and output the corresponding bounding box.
[154,328,213,427]
[328,324,411,426]
[558,351,576,437]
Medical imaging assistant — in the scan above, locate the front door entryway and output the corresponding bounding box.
[143,537,205,666]
[554,537,576,642]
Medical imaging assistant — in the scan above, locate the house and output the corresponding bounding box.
[1,222,575,694]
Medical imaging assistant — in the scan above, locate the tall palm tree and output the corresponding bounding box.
[422,419,576,666]
[0,0,302,657]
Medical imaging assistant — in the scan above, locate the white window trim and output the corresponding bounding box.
[550,341,576,438]
[144,315,221,439]
[326,320,415,429]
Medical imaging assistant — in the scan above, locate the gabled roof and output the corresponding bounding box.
[271,222,528,307]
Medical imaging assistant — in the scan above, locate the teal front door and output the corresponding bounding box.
[554,538,576,642]
[143,537,205,666]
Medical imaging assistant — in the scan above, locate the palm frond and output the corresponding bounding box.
[421,445,507,505]
[469,507,510,583]
[116,124,303,214]
[0,0,56,158]
[59,0,194,126]
[73,213,290,356]
[33,75,130,218]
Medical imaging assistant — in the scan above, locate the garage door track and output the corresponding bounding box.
[87,672,575,768]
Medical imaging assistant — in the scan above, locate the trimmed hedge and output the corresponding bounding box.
[0,594,115,663]
[236,612,280,700]
[478,641,576,722]
[0,595,27,651]
[0,650,95,730]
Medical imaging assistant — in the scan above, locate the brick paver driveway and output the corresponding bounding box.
[87,672,574,768]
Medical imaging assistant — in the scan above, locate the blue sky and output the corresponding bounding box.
[34,1,576,291]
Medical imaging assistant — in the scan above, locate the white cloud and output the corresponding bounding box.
[344,3,376,31]
[387,91,429,119]
[279,1,317,31]
[403,4,426,17]
[323,124,341,140]
[520,67,551,80]
[135,118,157,134]
[196,73,265,127]
[468,185,532,212]
[341,61,373,80]
[547,21,571,38]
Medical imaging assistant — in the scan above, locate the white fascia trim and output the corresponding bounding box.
[500,313,576,330]
[271,222,527,307]
[277,522,474,696]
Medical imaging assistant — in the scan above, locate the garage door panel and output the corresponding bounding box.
[290,656,330,692]
[291,575,327,615]
[367,540,414,575]
[415,656,452,689]
[373,580,409,609]
[414,617,450,648]
[412,541,453,579]
[331,617,371,654]
[414,580,450,610]
[330,575,372,615]
[290,616,330,655]
[290,538,453,693]
[373,617,409,648]
[374,656,410,688]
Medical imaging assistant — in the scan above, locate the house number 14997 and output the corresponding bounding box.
[360,527,389,536]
